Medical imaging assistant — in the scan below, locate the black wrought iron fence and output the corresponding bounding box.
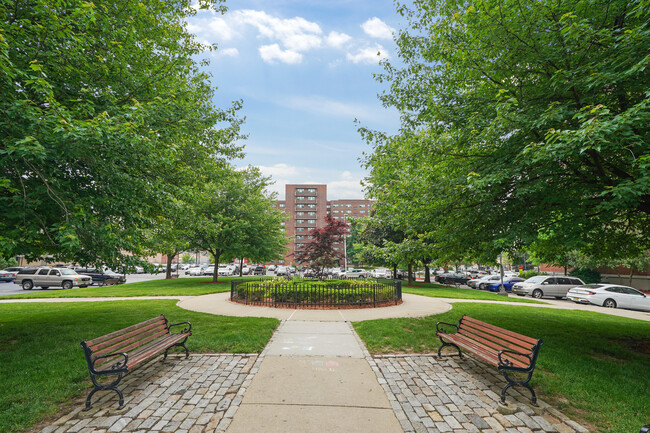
[230,279,402,309]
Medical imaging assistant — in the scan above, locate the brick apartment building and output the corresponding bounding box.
[272,184,373,266]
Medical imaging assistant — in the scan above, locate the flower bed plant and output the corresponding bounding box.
[231,277,401,309]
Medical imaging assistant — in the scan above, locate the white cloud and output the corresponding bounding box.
[207,17,236,41]
[326,31,352,48]
[259,44,302,64]
[361,17,395,40]
[279,95,374,120]
[236,10,322,55]
[220,47,239,57]
[346,44,389,64]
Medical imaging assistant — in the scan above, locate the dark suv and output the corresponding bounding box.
[434,272,471,286]
[75,268,126,286]
[250,266,266,276]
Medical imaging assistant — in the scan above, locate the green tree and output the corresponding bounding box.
[363,0,650,264]
[187,167,285,282]
[0,0,242,269]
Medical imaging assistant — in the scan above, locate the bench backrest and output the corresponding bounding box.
[81,315,170,370]
[458,315,541,367]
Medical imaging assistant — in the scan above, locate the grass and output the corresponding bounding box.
[353,303,650,433]
[0,277,238,299]
[0,300,279,433]
[401,281,544,303]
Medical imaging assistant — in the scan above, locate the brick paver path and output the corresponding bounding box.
[369,354,589,433]
[37,354,260,433]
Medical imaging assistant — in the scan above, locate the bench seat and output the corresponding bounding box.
[81,315,191,410]
[436,315,542,405]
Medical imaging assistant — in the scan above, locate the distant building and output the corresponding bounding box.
[273,184,373,266]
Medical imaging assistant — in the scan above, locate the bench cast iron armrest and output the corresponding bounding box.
[497,349,532,369]
[92,352,129,374]
[436,321,459,334]
[168,321,192,334]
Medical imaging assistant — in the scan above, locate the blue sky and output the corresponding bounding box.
[187,0,403,199]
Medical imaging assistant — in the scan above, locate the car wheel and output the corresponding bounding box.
[555,296,563,300]
[603,298,617,308]
[41,286,49,290]
[532,289,543,299]
[479,283,485,290]
[62,281,73,290]
[359,275,365,279]
[22,280,34,290]
[498,284,506,292]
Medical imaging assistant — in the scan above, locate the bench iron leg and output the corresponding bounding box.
[84,373,125,410]
[437,339,462,358]
[500,370,537,406]
[164,339,190,360]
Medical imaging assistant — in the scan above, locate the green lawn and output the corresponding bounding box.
[401,282,543,303]
[0,277,237,299]
[353,303,650,433]
[0,300,279,433]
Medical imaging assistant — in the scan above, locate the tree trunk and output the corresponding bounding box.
[629,269,635,287]
[424,265,431,283]
[408,262,414,285]
[212,251,221,283]
[165,252,175,279]
[392,263,398,280]
[239,257,244,277]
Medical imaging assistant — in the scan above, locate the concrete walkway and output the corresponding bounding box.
[225,321,403,433]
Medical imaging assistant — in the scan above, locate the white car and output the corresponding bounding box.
[186,267,203,276]
[370,268,391,278]
[217,266,232,276]
[567,284,650,312]
[468,274,502,289]
[344,269,367,279]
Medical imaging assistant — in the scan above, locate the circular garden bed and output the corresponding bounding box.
[230,278,402,309]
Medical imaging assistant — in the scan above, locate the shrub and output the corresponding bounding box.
[519,270,543,279]
[569,268,601,284]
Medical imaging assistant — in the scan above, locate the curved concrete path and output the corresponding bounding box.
[177,292,452,321]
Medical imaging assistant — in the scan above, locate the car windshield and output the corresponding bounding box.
[60,269,77,275]
[525,276,546,283]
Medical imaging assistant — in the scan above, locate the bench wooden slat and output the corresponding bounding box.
[458,322,535,356]
[86,316,165,347]
[94,329,170,368]
[460,320,535,352]
[453,330,531,366]
[92,324,168,357]
[90,321,168,352]
[462,316,538,346]
[446,334,529,368]
[95,334,187,371]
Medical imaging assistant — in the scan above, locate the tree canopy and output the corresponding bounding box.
[362,0,650,264]
[0,0,242,268]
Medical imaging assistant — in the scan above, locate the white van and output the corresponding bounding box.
[512,276,584,299]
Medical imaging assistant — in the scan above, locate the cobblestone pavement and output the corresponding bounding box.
[368,354,589,433]
[36,354,261,433]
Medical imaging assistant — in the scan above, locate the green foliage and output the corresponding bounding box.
[0,256,17,269]
[569,268,602,284]
[519,270,543,279]
[181,254,194,264]
[362,0,650,265]
[0,0,242,268]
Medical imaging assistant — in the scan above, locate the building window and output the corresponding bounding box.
[296,196,305,200]
[333,204,339,207]
[296,188,305,193]
[279,203,285,208]
[296,204,304,209]
[307,219,316,224]
[360,210,366,214]
[346,210,352,214]
[333,247,340,251]
[307,211,316,216]
[307,204,316,208]
[296,227,305,232]
[346,204,352,208]
[296,219,305,223]
[334,210,339,214]
[281,222,286,226]
[296,212,304,216]
[307,188,316,193]
[360,204,366,208]
[296,235,305,240]
[307,196,316,201]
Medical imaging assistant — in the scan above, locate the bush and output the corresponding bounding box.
[519,270,543,279]
[0,256,18,270]
[569,268,601,284]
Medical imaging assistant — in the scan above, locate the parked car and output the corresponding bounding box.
[512,276,584,299]
[14,267,92,290]
[217,266,231,277]
[275,266,289,276]
[344,269,367,279]
[267,265,277,272]
[567,284,650,312]
[3,267,24,279]
[75,267,126,285]
[250,266,266,276]
[204,266,216,276]
[186,266,203,276]
[0,270,16,282]
[485,277,526,292]
[435,272,470,286]
[467,274,501,289]
[370,268,392,279]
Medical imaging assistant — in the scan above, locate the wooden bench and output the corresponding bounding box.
[436,315,543,405]
[80,315,192,410]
